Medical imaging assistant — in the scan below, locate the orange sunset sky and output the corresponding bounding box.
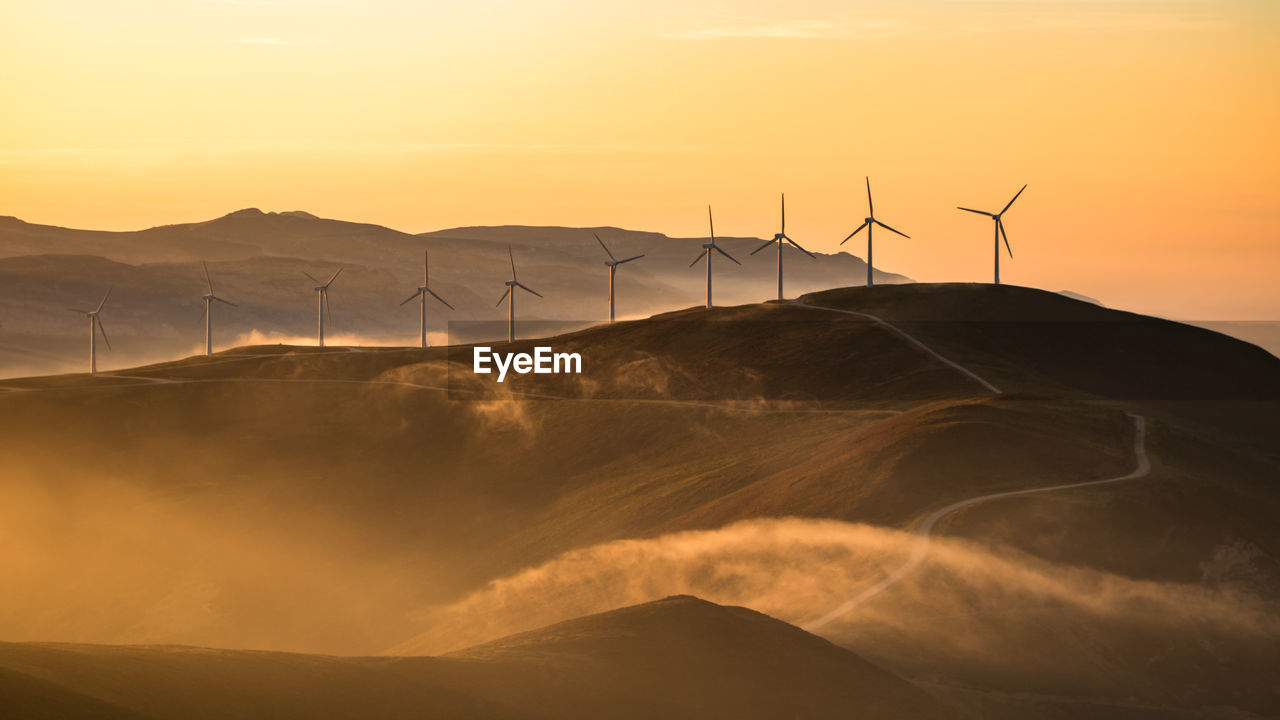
[2,0,1277,320]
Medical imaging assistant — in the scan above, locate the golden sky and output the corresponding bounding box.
[2,0,1277,319]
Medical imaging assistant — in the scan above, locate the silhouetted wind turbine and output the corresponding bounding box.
[496,246,542,343]
[595,233,644,323]
[958,184,1026,285]
[751,193,814,300]
[199,262,237,356]
[840,177,910,288]
[69,289,111,374]
[400,250,453,348]
[304,266,343,347]
[690,205,740,308]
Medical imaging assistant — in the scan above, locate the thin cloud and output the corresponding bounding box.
[218,0,350,6]
[961,13,1223,33]
[236,36,330,46]
[661,18,904,41]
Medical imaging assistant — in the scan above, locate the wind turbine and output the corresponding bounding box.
[958,184,1026,285]
[595,233,644,322]
[399,250,453,348]
[199,262,237,356]
[750,193,814,300]
[496,246,542,343]
[303,266,343,347]
[70,289,111,374]
[840,177,910,288]
[690,205,741,308]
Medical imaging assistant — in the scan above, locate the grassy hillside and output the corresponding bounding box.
[0,283,1276,718]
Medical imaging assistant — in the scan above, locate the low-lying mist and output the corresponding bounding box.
[396,517,1279,709]
[0,474,446,655]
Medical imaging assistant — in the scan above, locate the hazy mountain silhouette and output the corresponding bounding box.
[0,210,904,376]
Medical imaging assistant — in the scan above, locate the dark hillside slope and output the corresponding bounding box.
[0,597,955,720]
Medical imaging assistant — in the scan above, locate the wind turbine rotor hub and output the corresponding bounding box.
[702,243,714,249]
[866,217,874,223]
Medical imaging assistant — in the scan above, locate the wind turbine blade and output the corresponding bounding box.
[957,207,993,217]
[874,220,910,239]
[426,287,454,310]
[707,205,715,242]
[94,288,112,313]
[303,271,320,284]
[203,261,214,294]
[617,254,645,264]
[750,239,776,256]
[399,289,424,306]
[96,319,111,350]
[840,222,868,244]
[781,193,785,234]
[213,296,238,307]
[324,291,332,324]
[1001,184,1027,214]
[515,281,543,298]
[785,237,816,258]
[866,176,873,216]
[713,245,741,265]
[594,232,617,262]
[508,245,517,280]
[198,303,207,326]
[690,250,708,268]
[324,266,344,288]
[423,249,429,285]
[999,219,1013,257]
[496,287,511,306]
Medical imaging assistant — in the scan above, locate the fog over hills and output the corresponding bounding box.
[0,209,904,377]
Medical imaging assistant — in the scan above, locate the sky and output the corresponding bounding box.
[1,0,1277,319]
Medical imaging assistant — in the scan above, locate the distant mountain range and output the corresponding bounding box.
[0,209,907,377]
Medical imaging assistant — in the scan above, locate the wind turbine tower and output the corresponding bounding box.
[496,246,542,343]
[595,233,644,322]
[200,262,237,356]
[690,206,741,308]
[958,184,1027,285]
[304,267,343,347]
[840,177,910,288]
[750,193,814,300]
[400,250,453,347]
[70,289,112,374]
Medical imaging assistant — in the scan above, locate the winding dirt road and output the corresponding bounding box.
[804,412,1150,631]
[794,296,1002,395]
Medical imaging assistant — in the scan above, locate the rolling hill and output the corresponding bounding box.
[0,282,1276,718]
[0,596,956,720]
